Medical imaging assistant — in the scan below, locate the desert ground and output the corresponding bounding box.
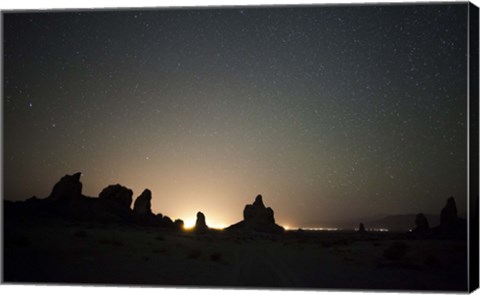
[3,216,467,291]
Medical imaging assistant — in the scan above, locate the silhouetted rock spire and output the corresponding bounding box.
[47,172,83,201]
[432,196,466,239]
[174,219,185,230]
[99,184,133,211]
[253,194,265,208]
[226,194,284,233]
[440,196,458,226]
[7,173,185,230]
[244,194,275,225]
[358,223,366,233]
[413,213,430,233]
[133,189,152,215]
[194,211,209,233]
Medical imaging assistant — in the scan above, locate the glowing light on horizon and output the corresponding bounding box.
[283,225,298,231]
[183,219,195,229]
[367,228,389,232]
[209,224,227,230]
[302,227,339,231]
[182,218,227,230]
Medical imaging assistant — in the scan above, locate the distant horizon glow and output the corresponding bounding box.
[182,216,228,230]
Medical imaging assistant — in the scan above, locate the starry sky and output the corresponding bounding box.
[3,3,469,228]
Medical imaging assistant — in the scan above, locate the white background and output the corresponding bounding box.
[0,1,479,295]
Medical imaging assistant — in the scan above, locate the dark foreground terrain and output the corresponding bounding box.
[3,215,467,291]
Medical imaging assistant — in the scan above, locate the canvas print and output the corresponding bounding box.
[2,2,479,292]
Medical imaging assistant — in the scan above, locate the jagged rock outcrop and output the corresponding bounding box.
[159,215,175,227]
[47,172,83,201]
[193,211,209,233]
[226,195,284,233]
[26,196,40,203]
[174,219,185,230]
[358,223,366,233]
[440,196,458,226]
[413,213,430,233]
[95,184,135,222]
[431,196,467,239]
[99,184,133,211]
[4,172,194,231]
[244,195,275,225]
[24,196,44,209]
[133,189,152,215]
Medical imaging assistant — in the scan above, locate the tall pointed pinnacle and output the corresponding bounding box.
[440,196,458,225]
[253,194,265,208]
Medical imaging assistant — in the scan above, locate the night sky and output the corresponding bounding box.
[3,3,469,228]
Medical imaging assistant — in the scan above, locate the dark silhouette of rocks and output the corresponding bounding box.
[26,195,40,204]
[244,195,275,225]
[132,189,166,226]
[39,173,93,220]
[226,195,284,233]
[413,213,430,233]
[6,171,468,241]
[430,197,466,239]
[440,196,458,226]
[99,184,133,211]
[194,211,209,233]
[162,215,173,224]
[47,172,83,201]
[160,215,174,226]
[358,223,366,233]
[174,219,185,230]
[4,172,182,230]
[23,195,45,210]
[133,189,152,215]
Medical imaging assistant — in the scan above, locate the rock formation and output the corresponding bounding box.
[413,213,430,233]
[226,195,284,233]
[432,196,466,239]
[244,195,275,225]
[194,211,209,233]
[161,215,173,225]
[98,184,133,211]
[174,219,185,230]
[5,172,185,229]
[139,213,173,228]
[440,196,458,226]
[47,172,83,201]
[133,189,152,215]
[358,223,366,233]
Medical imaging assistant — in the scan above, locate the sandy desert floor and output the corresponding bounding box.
[3,217,468,291]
